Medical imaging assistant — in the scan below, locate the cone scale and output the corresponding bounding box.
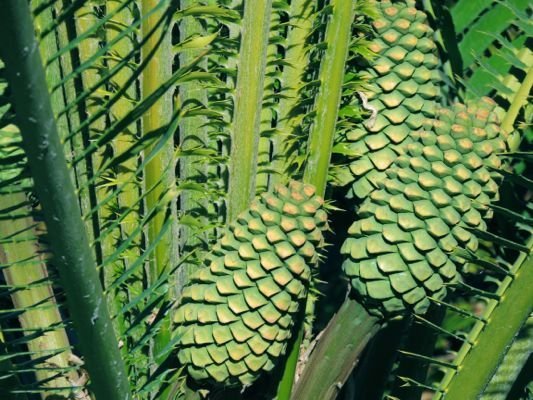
[342,98,508,317]
[342,0,442,199]
[174,181,328,388]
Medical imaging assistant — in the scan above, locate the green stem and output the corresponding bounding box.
[276,313,305,400]
[302,0,355,196]
[6,3,82,396]
[226,0,273,221]
[0,193,75,397]
[291,299,381,400]
[436,239,533,400]
[106,0,141,350]
[256,8,281,193]
[33,1,69,140]
[0,2,131,398]
[142,0,176,363]
[73,2,107,261]
[72,3,130,358]
[272,0,316,187]
[53,1,94,245]
[177,0,212,290]
[502,65,533,145]
[281,2,357,398]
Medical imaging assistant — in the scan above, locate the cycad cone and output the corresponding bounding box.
[342,0,441,199]
[342,98,508,317]
[174,181,327,387]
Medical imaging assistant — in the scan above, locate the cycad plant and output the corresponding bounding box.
[0,0,531,399]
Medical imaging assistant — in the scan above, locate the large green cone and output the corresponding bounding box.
[340,0,442,199]
[342,98,508,318]
[174,181,327,388]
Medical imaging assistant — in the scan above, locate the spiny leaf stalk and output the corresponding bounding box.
[227,0,273,221]
[0,1,131,398]
[0,0,530,398]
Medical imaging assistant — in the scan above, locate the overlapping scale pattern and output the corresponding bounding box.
[342,98,508,317]
[343,0,442,199]
[174,181,327,387]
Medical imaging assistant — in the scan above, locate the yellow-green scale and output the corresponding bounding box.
[342,98,508,317]
[174,181,328,387]
[342,0,442,199]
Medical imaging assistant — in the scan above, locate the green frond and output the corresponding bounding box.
[0,31,83,400]
[226,0,273,221]
[429,0,531,102]
[0,1,130,398]
[0,0,531,398]
[434,237,532,399]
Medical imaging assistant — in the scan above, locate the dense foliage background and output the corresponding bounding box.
[0,0,530,399]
